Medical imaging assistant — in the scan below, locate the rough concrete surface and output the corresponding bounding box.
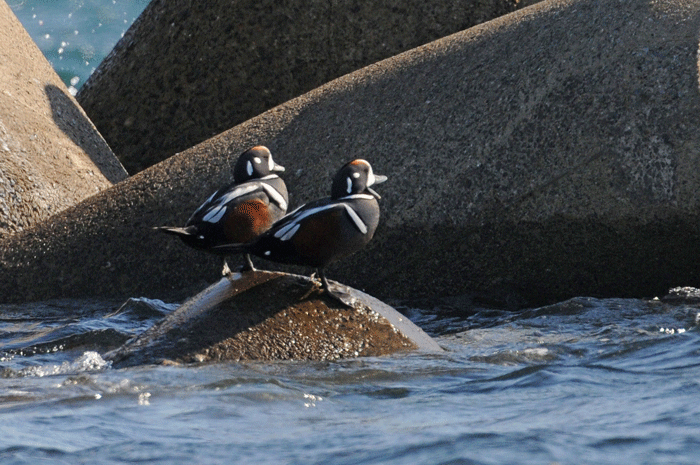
[2,0,700,307]
[106,271,423,367]
[0,0,127,237]
[77,0,523,174]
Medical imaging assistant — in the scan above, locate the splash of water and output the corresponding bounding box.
[2,351,109,378]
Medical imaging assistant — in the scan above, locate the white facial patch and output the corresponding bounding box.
[367,165,376,186]
[254,156,262,164]
[346,176,353,194]
[268,155,275,171]
[246,160,254,176]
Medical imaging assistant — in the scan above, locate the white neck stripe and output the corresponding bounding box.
[338,194,374,200]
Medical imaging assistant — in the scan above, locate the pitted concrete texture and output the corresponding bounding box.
[0,0,127,237]
[2,0,700,307]
[76,0,523,174]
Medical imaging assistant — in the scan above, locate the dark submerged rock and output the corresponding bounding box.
[106,271,441,368]
[662,287,700,304]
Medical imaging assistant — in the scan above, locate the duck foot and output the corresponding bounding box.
[295,270,355,307]
[298,274,323,300]
[318,269,356,308]
[222,259,233,277]
[221,260,243,281]
[222,255,256,277]
[240,254,257,272]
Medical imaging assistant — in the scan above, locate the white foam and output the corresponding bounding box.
[12,351,109,378]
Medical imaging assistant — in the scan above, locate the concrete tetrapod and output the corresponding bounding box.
[4,0,700,307]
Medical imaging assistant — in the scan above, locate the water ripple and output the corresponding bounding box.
[0,294,700,463]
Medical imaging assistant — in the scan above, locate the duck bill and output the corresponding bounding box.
[367,173,387,199]
[269,154,285,173]
[372,174,387,185]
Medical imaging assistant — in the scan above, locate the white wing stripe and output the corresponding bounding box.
[273,221,297,240]
[191,191,218,217]
[203,205,227,223]
[273,204,338,240]
[272,202,368,241]
[343,204,368,234]
[280,223,300,241]
[261,184,288,211]
[216,184,259,206]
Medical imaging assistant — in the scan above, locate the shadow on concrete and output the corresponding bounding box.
[45,83,127,184]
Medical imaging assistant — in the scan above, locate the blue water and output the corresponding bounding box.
[1,295,700,464]
[8,0,149,92]
[6,1,700,463]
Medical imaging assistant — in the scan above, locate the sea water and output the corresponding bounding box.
[6,1,700,463]
[9,0,149,93]
[1,295,700,464]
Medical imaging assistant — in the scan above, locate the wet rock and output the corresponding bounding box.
[2,0,700,307]
[661,287,700,304]
[0,1,127,237]
[105,271,440,368]
[77,0,524,174]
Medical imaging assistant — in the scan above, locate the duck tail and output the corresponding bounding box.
[154,226,195,238]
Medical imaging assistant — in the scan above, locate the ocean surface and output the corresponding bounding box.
[6,1,700,464]
[9,0,149,93]
[2,295,700,464]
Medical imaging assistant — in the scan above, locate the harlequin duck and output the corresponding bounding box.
[157,146,288,271]
[214,159,386,304]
